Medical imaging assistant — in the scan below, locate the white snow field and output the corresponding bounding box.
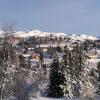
[29,96,100,100]
[7,96,100,100]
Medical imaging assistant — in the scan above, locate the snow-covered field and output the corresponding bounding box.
[29,96,100,100]
[29,97,100,100]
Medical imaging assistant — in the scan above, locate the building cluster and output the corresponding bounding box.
[0,30,99,68]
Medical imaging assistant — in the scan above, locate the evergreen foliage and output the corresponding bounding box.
[62,44,95,98]
[96,62,100,95]
[47,52,65,98]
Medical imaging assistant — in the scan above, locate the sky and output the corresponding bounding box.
[0,0,100,36]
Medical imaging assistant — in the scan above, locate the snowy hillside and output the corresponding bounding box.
[70,34,97,41]
[14,30,67,38]
[0,29,96,41]
[13,30,97,41]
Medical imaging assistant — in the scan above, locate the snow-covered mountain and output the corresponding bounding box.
[14,30,67,38]
[0,29,97,41]
[14,30,97,41]
[69,34,97,41]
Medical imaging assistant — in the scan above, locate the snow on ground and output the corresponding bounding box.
[7,96,100,100]
[29,96,100,100]
[29,97,38,100]
[38,97,66,100]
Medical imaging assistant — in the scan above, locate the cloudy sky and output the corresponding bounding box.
[0,0,100,36]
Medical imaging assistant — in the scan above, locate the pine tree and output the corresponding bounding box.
[47,52,65,98]
[63,44,95,98]
[39,48,44,66]
[62,45,75,98]
[96,62,100,95]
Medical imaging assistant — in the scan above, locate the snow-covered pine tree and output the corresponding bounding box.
[63,44,95,99]
[96,62,100,95]
[62,45,76,98]
[75,44,95,98]
[47,51,65,98]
